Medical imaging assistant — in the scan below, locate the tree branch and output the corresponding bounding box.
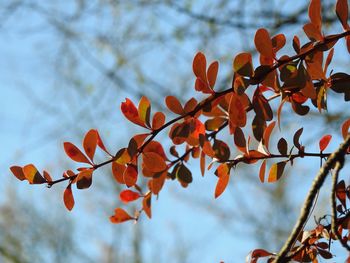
[273,135,350,262]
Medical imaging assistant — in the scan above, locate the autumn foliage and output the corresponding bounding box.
[10,0,350,262]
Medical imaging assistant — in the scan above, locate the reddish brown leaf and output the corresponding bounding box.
[271,33,286,52]
[308,0,322,31]
[143,193,152,219]
[214,163,230,198]
[64,142,91,164]
[293,128,304,150]
[165,96,184,115]
[123,165,138,187]
[43,170,52,183]
[152,111,166,130]
[228,93,247,131]
[259,160,266,183]
[303,22,323,42]
[96,130,110,156]
[233,52,253,77]
[207,61,219,88]
[10,166,26,181]
[200,151,206,177]
[110,208,134,224]
[342,119,350,139]
[262,121,276,151]
[319,134,332,151]
[63,184,74,211]
[336,0,349,29]
[234,127,246,153]
[277,138,288,155]
[83,129,98,162]
[254,28,274,58]
[142,152,167,172]
[22,164,46,184]
[267,162,287,183]
[192,52,207,82]
[121,98,145,127]
[148,172,166,195]
[120,190,141,203]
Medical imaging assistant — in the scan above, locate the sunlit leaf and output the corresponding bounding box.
[64,142,91,164]
[96,130,111,156]
[138,96,151,128]
[303,22,323,42]
[207,61,219,88]
[10,166,26,181]
[152,112,166,130]
[142,152,167,172]
[267,162,287,183]
[121,98,145,127]
[22,164,46,184]
[200,151,206,177]
[308,0,322,31]
[110,208,134,224]
[262,121,276,151]
[83,129,98,162]
[43,170,52,183]
[259,160,266,183]
[254,28,274,58]
[214,163,230,198]
[165,96,184,115]
[143,193,152,219]
[148,172,166,195]
[123,165,138,187]
[319,134,332,151]
[63,184,74,211]
[342,119,350,139]
[192,52,207,82]
[228,93,247,131]
[336,0,349,29]
[120,190,141,203]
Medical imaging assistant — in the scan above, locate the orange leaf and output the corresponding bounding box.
[76,169,93,189]
[112,161,126,184]
[63,184,74,211]
[207,61,219,88]
[336,0,349,29]
[96,130,110,156]
[142,152,167,173]
[267,162,286,183]
[143,141,167,159]
[262,121,276,151]
[43,170,52,183]
[271,34,286,52]
[319,135,332,151]
[228,93,247,131]
[259,160,266,183]
[342,119,350,139]
[308,0,322,31]
[214,163,230,198]
[83,129,98,162]
[138,96,151,128]
[254,28,274,58]
[121,98,144,127]
[120,190,141,203]
[10,166,26,181]
[143,193,152,219]
[110,208,134,224]
[200,151,206,177]
[22,164,46,184]
[192,52,207,82]
[165,96,184,115]
[123,165,138,187]
[148,172,166,195]
[64,142,91,164]
[152,112,166,130]
[303,22,323,42]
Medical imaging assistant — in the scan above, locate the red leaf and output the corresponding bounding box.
[165,96,184,115]
[259,160,266,183]
[228,93,247,131]
[336,0,349,29]
[192,52,207,83]
[152,112,166,130]
[308,0,322,31]
[10,166,26,181]
[120,190,141,203]
[76,169,93,189]
[64,142,91,164]
[342,119,350,139]
[83,129,98,162]
[96,130,111,156]
[110,208,134,224]
[319,134,332,151]
[143,193,152,219]
[214,163,230,198]
[63,184,74,211]
[112,161,126,184]
[123,165,138,187]
[142,152,167,173]
[207,61,219,88]
[262,121,276,151]
[254,28,274,58]
[138,96,151,128]
[121,98,144,127]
